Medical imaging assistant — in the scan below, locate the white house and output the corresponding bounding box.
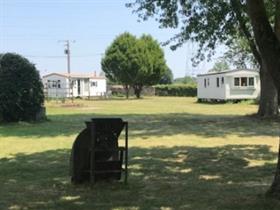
[42,72,107,98]
[197,69,260,101]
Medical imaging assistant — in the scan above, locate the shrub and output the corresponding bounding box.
[155,84,197,97]
[0,53,44,122]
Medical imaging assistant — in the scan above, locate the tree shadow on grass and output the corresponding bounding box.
[1,145,280,210]
[0,113,279,139]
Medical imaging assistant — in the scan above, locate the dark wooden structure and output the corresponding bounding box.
[70,118,128,184]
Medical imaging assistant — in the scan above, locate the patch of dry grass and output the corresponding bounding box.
[0,97,279,210]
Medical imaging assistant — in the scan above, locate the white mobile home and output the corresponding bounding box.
[197,69,260,101]
[42,72,107,98]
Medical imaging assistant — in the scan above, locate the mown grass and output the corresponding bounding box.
[0,97,279,210]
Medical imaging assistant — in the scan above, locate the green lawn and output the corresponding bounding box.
[0,97,280,210]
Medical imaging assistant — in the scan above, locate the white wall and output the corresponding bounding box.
[71,78,107,97]
[89,79,107,96]
[197,74,226,100]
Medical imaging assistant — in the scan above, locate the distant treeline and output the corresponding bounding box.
[173,76,197,85]
[154,84,197,97]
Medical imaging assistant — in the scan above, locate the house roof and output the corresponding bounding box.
[42,72,106,79]
[197,69,258,77]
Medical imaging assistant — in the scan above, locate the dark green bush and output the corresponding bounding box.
[0,53,44,122]
[155,84,197,97]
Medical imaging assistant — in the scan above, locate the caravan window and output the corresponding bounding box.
[47,80,51,88]
[91,81,98,87]
[241,77,247,86]
[234,78,240,86]
[234,77,255,87]
[52,81,57,88]
[57,80,61,88]
[249,77,254,86]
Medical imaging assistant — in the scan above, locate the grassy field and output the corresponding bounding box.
[0,97,280,210]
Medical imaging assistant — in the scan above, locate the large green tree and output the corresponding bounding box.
[0,53,44,122]
[127,0,279,117]
[127,0,280,198]
[229,0,279,117]
[224,34,279,116]
[102,32,168,98]
[101,33,138,98]
[246,0,280,198]
[247,0,280,90]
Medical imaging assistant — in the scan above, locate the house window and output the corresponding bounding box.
[241,77,247,86]
[221,77,224,85]
[52,81,57,88]
[234,78,240,86]
[91,81,97,87]
[47,80,51,88]
[57,80,61,88]
[204,79,207,88]
[216,77,220,87]
[249,77,254,86]
[207,78,210,86]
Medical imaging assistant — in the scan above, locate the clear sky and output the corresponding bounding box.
[0,0,225,78]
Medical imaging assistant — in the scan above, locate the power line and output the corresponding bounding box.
[24,54,103,58]
[1,1,123,8]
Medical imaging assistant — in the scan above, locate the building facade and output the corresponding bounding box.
[197,69,260,101]
[42,73,107,98]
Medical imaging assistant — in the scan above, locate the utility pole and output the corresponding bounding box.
[59,40,75,74]
[65,40,71,74]
[59,40,75,102]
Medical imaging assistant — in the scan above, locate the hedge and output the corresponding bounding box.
[0,53,45,122]
[154,84,197,97]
